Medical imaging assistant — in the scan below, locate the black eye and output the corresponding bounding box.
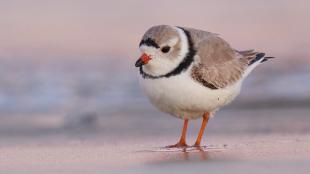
[161,46,171,53]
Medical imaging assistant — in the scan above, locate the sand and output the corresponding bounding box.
[1,108,310,174]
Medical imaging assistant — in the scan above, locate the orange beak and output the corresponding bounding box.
[135,53,151,67]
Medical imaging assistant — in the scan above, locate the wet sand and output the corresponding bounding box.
[1,134,310,174]
[1,108,310,173]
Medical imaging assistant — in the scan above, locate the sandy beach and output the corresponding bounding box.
[1,108,310,174]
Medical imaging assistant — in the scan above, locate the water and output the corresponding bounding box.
[0,59,309,116]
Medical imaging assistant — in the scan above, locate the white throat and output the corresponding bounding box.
[141,27,189,77]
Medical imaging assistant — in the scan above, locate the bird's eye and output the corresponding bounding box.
[161,46,171,53]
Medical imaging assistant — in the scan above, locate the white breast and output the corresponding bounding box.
[139,68,243,119]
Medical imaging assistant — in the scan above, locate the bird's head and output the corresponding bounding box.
[135,25,188,76]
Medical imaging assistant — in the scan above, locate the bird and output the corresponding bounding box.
[134,25,273,148]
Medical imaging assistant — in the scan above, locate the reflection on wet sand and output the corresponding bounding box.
[178,147,208,161]
[137,145,228,162]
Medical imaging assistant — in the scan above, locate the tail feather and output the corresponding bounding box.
[249,53,266,65]
[238,49,274,65]
[261,56,275,63]
[238,49,274,69]
[239,50,274,77]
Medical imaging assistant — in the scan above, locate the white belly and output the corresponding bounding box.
[139,71,242,119]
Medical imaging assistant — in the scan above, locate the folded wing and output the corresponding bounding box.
[187,29,271,89]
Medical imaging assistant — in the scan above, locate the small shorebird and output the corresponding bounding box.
[135,25,273,148]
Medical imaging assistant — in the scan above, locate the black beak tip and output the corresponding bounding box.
[135,59,143,67]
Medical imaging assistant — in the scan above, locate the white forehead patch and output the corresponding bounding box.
[139,45,157,56]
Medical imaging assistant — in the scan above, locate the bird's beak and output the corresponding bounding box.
[135,53,151,67]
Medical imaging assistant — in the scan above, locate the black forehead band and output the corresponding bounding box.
[139,38,160,48]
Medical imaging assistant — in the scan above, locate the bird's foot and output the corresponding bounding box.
[191,143,201,148]
[165,142,188,148]
[189,143,208,151]
[190,142,204,149]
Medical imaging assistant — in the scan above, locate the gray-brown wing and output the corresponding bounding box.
[186,28,249,88]
[191,59,248,89]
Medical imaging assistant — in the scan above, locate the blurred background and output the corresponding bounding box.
[0,0,309,137]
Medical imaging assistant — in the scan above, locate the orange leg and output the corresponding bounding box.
[166,119,189,148]
[193,112,210,147]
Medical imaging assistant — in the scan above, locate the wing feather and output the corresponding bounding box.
[184,28,248,88]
